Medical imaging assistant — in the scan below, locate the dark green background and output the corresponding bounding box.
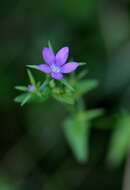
[0,0,130,189]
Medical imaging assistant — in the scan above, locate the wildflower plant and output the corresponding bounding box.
[15,42,103,163]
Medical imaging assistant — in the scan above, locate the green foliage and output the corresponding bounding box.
[15,85,51,106]
[53,92,74,104]
[107,112,130,168]
[27,65,39,70]
[78,62,87,66]
[40,78,51,90]
[64,113,90,163]
[84,109,104,120]
[74,79,98,98]
[27,69,36,86]
[15,86,28,91]
[15,93,48,106]
[64,109,103,162]
[48,40,54,52]
[15,93,29,103]
[51,78,98,105]
[77,70,88,79]
[16,93,32,106]
[61,78,75,92]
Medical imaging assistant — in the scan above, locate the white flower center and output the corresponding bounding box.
[51,64,60,73]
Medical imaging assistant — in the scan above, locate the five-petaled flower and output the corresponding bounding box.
[38,47,79,80]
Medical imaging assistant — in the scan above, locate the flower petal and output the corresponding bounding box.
[56,47,69,66]
[42,48,55,65]
[51,72,63,80]
[38,64,51,73]
[28,85,35,92]
[61,62,79,73]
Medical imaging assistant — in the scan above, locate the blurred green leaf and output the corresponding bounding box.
[61,79,74,91]
[74,79,98,97]
[41,87,51,99]
[78,62,87,66]
[85,109,104,120]
[77,70,88,79]
[27,69,36,86]
[64,115,90,163]
[14,91,49,105]
[14,93,32,106]
[107,113,130,167]
[15,93,30,103]
[48,41,54,52]
[15,86,28,91]
[40,78,51,91]
[53,93,74,104]
[21,94,32,106]
[63,107,104,163]
[27,65,39,70]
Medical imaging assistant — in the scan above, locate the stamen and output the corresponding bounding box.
[51,64,60,73]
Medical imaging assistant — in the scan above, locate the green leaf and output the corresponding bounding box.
[27,69,36,86]
[40,78,50,91]
[61,79,75,91]
[15,86,28,91]
[27,65,39,70]
[31,93,49,102]
[15,87,50,105]
[107,113,130,168]
[77,70,88,79]
[53,93,74,104]
[21,93,32,106]
[64,116,90,163]
[15,93,29,103]
[14,93,32,105]
[74,79,98,97]
[85,109,104,120]
[48,40,54,52]
[78,62,87,66]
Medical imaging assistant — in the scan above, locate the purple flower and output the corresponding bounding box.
[38,47,79,80]
[28,85,35,92]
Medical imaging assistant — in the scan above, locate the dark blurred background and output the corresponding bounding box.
[0,0,130,189]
